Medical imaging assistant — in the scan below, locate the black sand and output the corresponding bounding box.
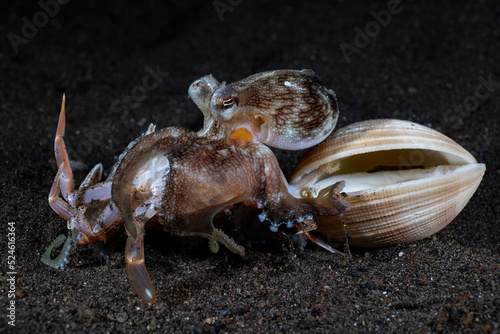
[1,1,499,332]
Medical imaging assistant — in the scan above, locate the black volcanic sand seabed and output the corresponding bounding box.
[1,1,499,333]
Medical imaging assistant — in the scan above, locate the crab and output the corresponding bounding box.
[42,70,348,302]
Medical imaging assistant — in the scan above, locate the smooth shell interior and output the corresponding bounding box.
[312,164,469,194]
[305,147,479,195]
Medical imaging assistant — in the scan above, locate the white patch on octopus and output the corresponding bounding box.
[132,154,171,218]
[284,80,306,91]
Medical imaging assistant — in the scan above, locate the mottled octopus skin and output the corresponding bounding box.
[112,126,347,241]
[190,69,339,150]
[110,125,348,302]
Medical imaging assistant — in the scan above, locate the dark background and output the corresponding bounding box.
[1,1,499,332]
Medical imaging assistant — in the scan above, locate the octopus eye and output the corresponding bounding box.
[220,95,239,110]
[211,85,239,119]
[222,96,235,108]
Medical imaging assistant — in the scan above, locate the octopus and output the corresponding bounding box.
[43,69,348,302]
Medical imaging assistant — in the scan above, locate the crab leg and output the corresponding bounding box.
[126,232,156,303]
[294,216,345,255]
[45,165,122,267]
[44,98,108,269]
[53,95,108,205]
[50,164,123,236]
[90,203,122,238]
[54,94,76,201]
[69,181,112,206]
[124,196,163,302]
[79,163,103,189]
[49,163,97,237]
[301,230,344,256]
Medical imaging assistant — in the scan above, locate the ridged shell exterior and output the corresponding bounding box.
[291,119,485,248]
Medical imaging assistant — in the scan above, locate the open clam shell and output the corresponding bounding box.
[290,119,485,248]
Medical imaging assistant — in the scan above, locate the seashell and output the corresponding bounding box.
[290,119,485,248]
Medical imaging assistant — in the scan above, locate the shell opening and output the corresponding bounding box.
[308,148,479,195]
[312,164,472,194]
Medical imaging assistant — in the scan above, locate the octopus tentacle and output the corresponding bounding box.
[209,228,245,256]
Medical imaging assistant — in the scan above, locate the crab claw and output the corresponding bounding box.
[126,235,156,303]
